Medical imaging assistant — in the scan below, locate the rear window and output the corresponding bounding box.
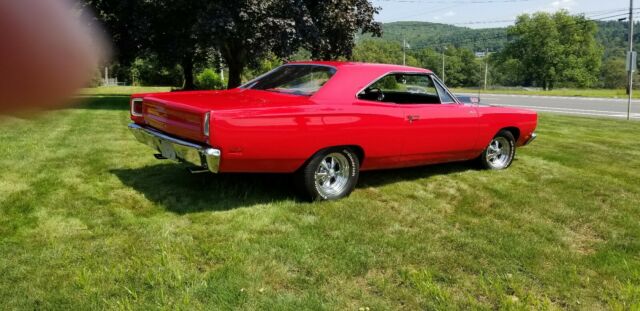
[243,65,336,96]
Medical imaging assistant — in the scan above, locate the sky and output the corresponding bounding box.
[372,0,631,28]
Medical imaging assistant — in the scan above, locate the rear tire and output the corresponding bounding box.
[479,130,516,170]
[297,148,360,201]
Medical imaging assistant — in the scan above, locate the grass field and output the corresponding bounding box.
[451,87,640,99]
[1,87,640,310]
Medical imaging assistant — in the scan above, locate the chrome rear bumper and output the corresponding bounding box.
[128,123,221,173]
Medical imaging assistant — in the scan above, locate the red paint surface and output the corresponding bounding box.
[131,61,537,173]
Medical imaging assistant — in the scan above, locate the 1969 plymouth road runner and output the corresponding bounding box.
[129,61,537,201]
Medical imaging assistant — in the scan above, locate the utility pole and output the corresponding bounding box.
[628,0,635,121]
[441,47,446,83]
[484,49,489,91]
[402,35,406,66]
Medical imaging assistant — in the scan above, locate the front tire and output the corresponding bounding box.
[298,148,360,201]
[479,130,516,170]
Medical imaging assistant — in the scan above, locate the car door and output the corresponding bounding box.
[399,74,480,164]
[351,98,410,169]
[353,74,418,169]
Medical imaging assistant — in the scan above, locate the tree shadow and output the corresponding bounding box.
[111,160,479,214]
[69,95,131,111]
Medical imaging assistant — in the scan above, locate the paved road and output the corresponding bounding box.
[469,93,640,120]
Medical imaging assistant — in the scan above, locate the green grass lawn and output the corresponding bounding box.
[1,88,640,310]
[451,87,640,99]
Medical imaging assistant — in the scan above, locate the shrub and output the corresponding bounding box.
[130,57,183,87]
[196,69,225,90]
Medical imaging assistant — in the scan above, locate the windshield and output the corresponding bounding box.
[243,65,336,96]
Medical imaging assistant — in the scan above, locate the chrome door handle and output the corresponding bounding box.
[407,115,420,123]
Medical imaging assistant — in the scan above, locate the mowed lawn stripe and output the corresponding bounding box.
[0,89,639,310]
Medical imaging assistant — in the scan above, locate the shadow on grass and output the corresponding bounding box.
[358,161,478,189]
[112,161,478,213]
[363,160,476,182]
[111,164,299,213]
[70,95,131,111]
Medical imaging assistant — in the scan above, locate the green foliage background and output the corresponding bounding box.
[354,15,634,89]
[91,5,634,91]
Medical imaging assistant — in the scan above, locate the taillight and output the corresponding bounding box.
[131,98,143,117]
[203,111,211,137]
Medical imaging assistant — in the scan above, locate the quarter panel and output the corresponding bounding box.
[474,106,538,153]
[210,101,407,173]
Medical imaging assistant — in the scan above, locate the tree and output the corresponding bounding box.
[200,0,381,88]
[352,40,418,66]
[438,47,481,87]
[84,0,381,89]
[490,56,526,86]
[83,0,206,89]
[295,0,381,60]
[599,58,627,89]
[410,48,441,74]
[352,41,484,87]
[198,0,299,89]
[501,11,602,90]
[145,0,206,90]
[80,0,148,66]
[410,47,481,87]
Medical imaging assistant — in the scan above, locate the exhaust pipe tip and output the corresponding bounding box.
[187,167,210,174]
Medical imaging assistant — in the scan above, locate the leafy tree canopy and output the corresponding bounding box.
[500,11,602,89]
[83,0,381,89]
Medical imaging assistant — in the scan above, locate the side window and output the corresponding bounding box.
[357,73,442,104]
[433,79,457,104]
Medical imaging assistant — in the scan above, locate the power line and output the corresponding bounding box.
[453,19,515,25]
[451,8,640,26]
[385,4,460,20]
[377,0,544,20]
[375,6,637,54]
[376,0,540,3]
[403,12,630,51]
[586,7,639,18]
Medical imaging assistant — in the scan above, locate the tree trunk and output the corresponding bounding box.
[182,57,195,90]
[227,61,243,89]
[221,43,246,89]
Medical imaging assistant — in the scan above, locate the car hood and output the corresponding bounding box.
[141,88,314,111]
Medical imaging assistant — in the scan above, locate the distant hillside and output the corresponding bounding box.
[595,20,631,59]
[360,21,507,52]
[362,21,633,57]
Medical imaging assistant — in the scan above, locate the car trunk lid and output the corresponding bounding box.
[138,89,312,143]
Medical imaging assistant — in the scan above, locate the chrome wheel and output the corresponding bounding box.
[314,152,351,198]
[486,137,512,169]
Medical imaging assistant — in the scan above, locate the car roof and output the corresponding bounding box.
[271,61,437,102]
[287,60,433,74]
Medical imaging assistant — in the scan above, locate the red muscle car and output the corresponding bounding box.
[129,61,537,201]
